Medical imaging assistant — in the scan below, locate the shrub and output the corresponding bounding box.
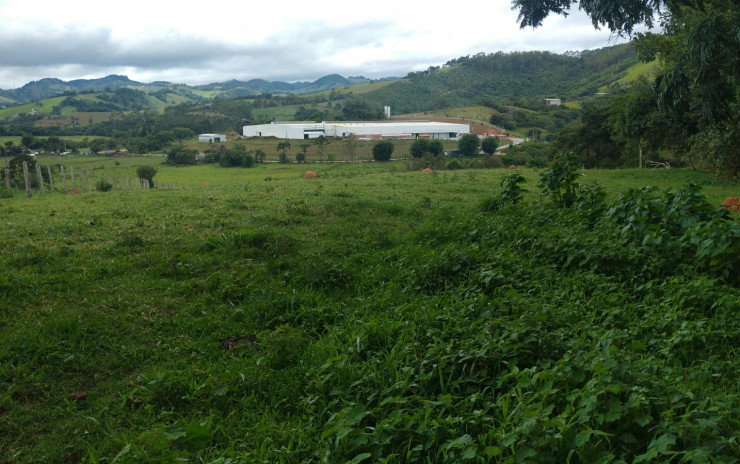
[0,184,13,198]
[481,136,499,155]
[482,154,503,169]
[499,172,527,206]
[165,147,197,165]
[410,138,433,158]
[372,140,394,161]
[405,153,444,171]
[95,179,113,192]
[457,133,480,156]
[136,166,157,187]
[538,152,580,207]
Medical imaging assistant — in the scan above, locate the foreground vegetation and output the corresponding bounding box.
[1,162,738,463]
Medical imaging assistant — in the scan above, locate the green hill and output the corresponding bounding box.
[359,44,640,114]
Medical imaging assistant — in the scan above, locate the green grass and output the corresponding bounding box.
[1,162,738,462]
[599,60,659,92]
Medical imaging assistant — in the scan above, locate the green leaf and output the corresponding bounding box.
[346,452,372,464]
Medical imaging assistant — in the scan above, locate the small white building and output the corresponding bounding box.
[544,98,562,106]
[242,121,469,140]
[199,133,227,143]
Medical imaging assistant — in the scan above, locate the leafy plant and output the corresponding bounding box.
[538,152,580,207]
[499,172,527,206]
[95,178,113,192]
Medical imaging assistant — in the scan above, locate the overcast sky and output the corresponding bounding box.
[0,0,639,90]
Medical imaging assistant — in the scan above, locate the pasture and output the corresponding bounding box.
[1,160,738,463]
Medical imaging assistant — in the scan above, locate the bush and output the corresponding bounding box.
[165,147,197,165]
[405,153,444,171]
[373,140,394,161]
[481,136,499,155]
[136,166,157,187]
[0,184,13,198]
[538,152,580,207]
[482,154,503,168]
[95,179,113,192]
[458,133,481,156]
[410,138,429,158]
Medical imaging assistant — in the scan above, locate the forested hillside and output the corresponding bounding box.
[357,45,638,114]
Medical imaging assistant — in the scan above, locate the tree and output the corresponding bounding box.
[277,141,291,158]
[21,134,34,150]
[410,138,430,158]
[481,136,499,155]
[428,139,444,157]
[344,133,358,161]
[313,136,330,160]
[553,104,624,168]
[136,165,157,187]
[255,149,266,163]
[88,138,108,154]
[458,134,481,156]
[165,147,197,165]
[372,140,394,161]
[299,143,311,159]
[153,131,175,149]
[173,127,194,146]
[512,0,740,174]
[1,141,23,158]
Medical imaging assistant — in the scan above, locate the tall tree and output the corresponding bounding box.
[458,134,481,156]
[512,0,740,174]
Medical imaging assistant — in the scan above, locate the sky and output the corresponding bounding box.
[0,0,639,90]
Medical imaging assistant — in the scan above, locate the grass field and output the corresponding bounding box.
[1,160,739,463]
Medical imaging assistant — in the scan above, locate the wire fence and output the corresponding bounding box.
[3,160,175,197]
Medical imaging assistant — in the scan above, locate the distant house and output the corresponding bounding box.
[544,98,562,106]
[199,133,227,143]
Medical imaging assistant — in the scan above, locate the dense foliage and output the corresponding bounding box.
[373,140,394,161]
[513,0,740,175]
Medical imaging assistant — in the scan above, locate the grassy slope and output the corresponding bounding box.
[1,165,739,462]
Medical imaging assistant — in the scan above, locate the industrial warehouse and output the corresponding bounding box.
[242,121,470,140]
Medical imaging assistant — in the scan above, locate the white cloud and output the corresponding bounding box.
[0,0,641,89]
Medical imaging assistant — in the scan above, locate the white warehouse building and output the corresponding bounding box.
[242,121,469,140]
[199,133,227,143]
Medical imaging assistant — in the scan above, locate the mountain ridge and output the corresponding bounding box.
[0,74,393,107]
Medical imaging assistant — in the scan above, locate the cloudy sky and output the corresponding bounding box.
[0,0,638,90]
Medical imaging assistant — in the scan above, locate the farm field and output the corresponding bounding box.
[1,161,739,463]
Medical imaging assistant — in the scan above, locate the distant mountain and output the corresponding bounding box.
[0,74,394,107]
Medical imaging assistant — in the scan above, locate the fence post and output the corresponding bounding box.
[4,160,10,189]
[86,170,91,192]
[35,163,44,194]
[22,161,31,197]
[61,165,68,193]
[47,165,55,192]
[71,166,78,191]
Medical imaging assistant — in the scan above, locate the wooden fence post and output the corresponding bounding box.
[86,170,91,192]
[35,163,44,194]
[22,161,31,197]
[60,166,67,193]
[70,167,77,191]
[47,165,55,192]
[4,160,10,189]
